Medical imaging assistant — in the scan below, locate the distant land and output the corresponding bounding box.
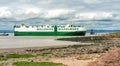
[86,30,120,33]
[0,30,120,33]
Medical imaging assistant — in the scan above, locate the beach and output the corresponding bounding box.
[0,34,94,66]
[0,33,119,66]
[0,33,81,48]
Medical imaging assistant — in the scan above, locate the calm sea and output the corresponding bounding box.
[0,30,119,33]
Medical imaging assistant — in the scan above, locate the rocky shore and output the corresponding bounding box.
[0,33,120,66]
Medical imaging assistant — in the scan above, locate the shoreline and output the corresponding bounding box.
[0,33,106,49]
[0,33,119,66]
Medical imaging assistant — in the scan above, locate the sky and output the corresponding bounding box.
[0,0,120,30]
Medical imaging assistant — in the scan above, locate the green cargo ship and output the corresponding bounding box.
[14,24,86,36]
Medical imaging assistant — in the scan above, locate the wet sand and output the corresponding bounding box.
[0,35,81,48]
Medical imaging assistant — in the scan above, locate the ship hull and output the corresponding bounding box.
[14,31,86,36]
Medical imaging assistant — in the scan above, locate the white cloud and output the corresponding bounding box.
[75,12,114,20]
[23,7,41,14]
[0,7,12,17]
[83,0,101,4]
[43,9,75,18]
[0,6,44,20]
[0,6,75,20]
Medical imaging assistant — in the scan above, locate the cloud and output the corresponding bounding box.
[83,0,101,4]
[0,0,119,20]
[74,12,116,21]
[0,6,75,20]
[0,0,120,30]
[83,0,120,4]
[22,7,41,14]
[43,9,75,18]
[0,7,12,17]
[0,6,43,20]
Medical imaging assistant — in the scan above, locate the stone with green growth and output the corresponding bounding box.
[6,53,35,58]
[41,52,53,56]
[13,61,66,66]
[0,54,7,61]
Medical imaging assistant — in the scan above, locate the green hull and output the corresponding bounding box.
[14,31,86,36]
